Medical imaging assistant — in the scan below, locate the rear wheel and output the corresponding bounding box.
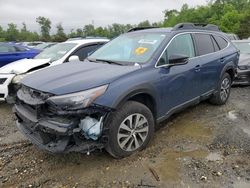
[209,73,232,105]
[105,101,154,158]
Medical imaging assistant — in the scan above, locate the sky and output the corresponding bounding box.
[0,0,207,33]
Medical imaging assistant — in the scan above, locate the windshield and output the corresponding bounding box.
[35,43,77,61]
[35,43,51,50]
[88,33,167,64]
[233,42,250,54]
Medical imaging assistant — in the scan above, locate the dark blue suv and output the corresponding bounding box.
[14,23,239,158]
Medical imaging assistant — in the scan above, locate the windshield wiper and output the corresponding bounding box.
[88,58,123,65]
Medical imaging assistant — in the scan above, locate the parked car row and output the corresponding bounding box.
[0,42,41,68]
[9,23,240,158]
[0,38,109,102]
[232,40,250,85]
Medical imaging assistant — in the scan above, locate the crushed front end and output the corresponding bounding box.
[14,85,112,154]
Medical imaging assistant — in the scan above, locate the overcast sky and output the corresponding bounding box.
[0,0,207,33]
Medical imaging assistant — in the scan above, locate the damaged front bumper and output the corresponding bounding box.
[14,88,113,154]
[233,69,250,85]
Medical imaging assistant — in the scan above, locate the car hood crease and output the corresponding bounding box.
[21,61,141,95]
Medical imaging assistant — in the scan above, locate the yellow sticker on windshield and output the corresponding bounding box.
[135,47,148,55]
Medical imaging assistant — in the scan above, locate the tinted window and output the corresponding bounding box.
[14,46,27,52]
[211,36,220,51]
[0,44,16,53]
[158,34,195,66]
[213,35,228,50]
[194,34,215,56]
[73,44,101,61]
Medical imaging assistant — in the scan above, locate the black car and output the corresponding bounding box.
[232,40,250,85]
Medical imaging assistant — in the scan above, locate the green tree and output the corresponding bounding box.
[53,23,67,42]
[5,23,19,41]
[0,26,5,41]
[238,7,250,38]
[138,20,151,27]
[83,24,95,37]
[36,16,51,41]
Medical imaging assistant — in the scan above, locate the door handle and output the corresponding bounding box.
[194,65,201,72]
[219,57,225,63]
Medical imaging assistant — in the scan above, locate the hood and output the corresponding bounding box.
[239,54,250,66]
[22,61,141,95]
[0,58,51,74]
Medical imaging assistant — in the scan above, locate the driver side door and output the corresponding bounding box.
[157,33,201,115]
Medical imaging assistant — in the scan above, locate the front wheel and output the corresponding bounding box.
[209,72,232,105]
[105,101,155,158]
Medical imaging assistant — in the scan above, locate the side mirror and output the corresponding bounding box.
[68,55,80,62]
[169,54,189,65]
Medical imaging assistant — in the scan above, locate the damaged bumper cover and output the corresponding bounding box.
[233,69,250,85]
[14,86,113,154]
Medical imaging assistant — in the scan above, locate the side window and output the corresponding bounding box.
[14,46,27,52]
[0,44,15,53]
[72,44,100,61]
[194,34,215,56]
[158,34,195,66]
[213,35,228,50]
[211,36,220,52]
[0,45,9,53]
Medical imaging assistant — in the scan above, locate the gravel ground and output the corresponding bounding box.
[0,86,249,188]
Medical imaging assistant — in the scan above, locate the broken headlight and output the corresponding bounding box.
[238,65,250,70]
[46,85,108,110]
[12,74,27,84]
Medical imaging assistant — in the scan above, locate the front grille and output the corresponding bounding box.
[0,93,4,98]
[0,78,7,84]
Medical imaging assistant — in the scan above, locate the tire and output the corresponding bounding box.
[105,101,155,158]
[209,72,232,105]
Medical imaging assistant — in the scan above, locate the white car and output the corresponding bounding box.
[0,38,109,102]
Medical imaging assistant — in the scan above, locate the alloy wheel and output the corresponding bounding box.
[220,77,230,102]
[117,113,149,152]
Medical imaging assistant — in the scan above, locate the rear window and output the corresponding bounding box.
[213,35,228,50]
[194,34,215,56]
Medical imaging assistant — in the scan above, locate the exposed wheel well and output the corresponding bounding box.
[128,93,157,119]
[226,68,235,80]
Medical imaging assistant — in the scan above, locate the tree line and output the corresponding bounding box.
[0,0,249,42]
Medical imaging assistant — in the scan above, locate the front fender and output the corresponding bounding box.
[94,67,161,115]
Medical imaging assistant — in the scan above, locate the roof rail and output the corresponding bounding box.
[127,26,159,33]
[172,23,220,32]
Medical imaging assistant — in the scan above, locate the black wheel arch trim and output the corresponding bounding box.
[112,85,159,118]
[220,61,237,80]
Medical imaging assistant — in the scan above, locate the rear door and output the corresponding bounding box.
[193,33,222,94]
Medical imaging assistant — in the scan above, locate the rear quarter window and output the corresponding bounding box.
[213,35,228,50]
[194,34,215,56]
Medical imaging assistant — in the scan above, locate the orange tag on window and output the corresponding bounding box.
[135,47,148,55]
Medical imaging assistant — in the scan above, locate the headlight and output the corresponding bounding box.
[12,74,26,84]
[238,65,250,70]
[46,85,108,110]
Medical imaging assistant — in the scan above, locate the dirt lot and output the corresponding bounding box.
[0,86,250,188]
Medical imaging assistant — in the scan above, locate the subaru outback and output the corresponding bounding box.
[14,23,239,158]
